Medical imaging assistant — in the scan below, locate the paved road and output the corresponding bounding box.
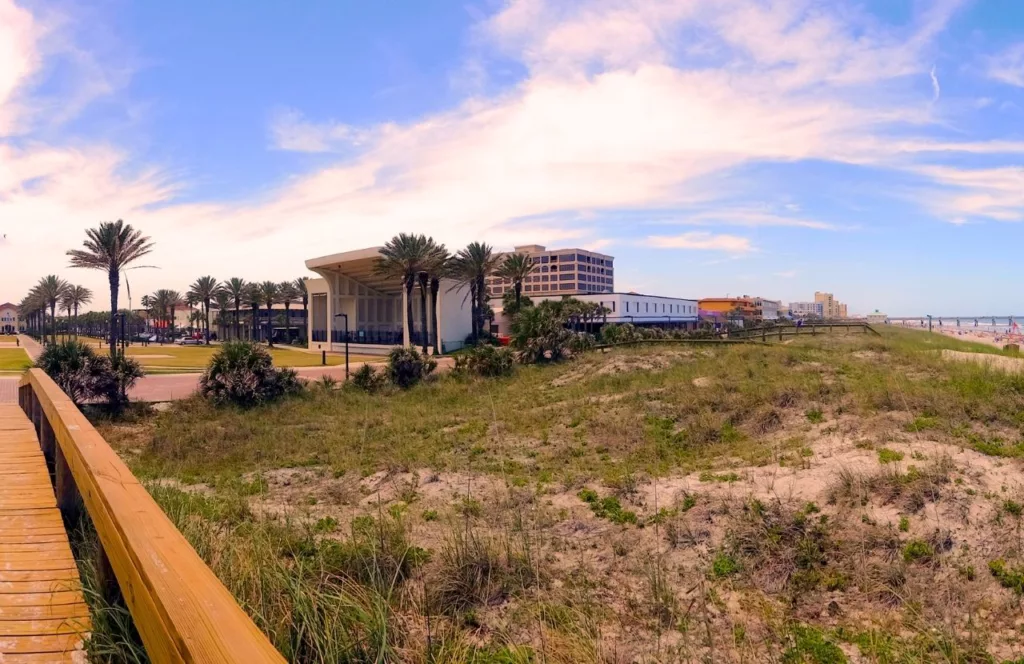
[16,335,42,362]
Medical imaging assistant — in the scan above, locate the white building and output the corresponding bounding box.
[789,301,824,318]
[0,303,20,334]
[755,298,781,320]
[866,310,888,324]
[306,247,474,355]
[494,292,699,334]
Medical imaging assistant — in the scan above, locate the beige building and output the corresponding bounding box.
[0,303,20,334]
[306,247,474,354]
[485,245,614,299]
[814,292,848,319]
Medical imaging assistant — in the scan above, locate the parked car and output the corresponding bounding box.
[175,336,202,346]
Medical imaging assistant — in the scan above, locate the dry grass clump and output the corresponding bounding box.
[828,456,953,512]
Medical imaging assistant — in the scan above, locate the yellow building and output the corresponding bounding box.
[699,297,757,321]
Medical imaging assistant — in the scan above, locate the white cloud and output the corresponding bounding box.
[666,208,839,230]
[269,108,366,152]
[988,43,1024,87]
[914,165,1024,222]
[930,65,940,103]
[644,232,753,253]
[775,270,798,278]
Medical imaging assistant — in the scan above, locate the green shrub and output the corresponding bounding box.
[898,516,910,532]
[578,489,637,524]
[989,559,1024,594]
[902,539,934,563]
[783,625,848,664]
[453,344,515,378]
[805,409,824,423]
[878,448,905,464]
[386,347,436,389]
[351,363,386,392]
[199,342,304,407]
[711,551,739,578]
[36,340,143,410]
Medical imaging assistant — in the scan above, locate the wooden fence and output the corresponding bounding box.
[18,368,285,664]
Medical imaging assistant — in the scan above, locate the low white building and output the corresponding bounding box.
[306,247,474,355]
[494,292,699,334]
[866,310,888,324]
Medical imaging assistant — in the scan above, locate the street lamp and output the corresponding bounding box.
[334,313,349,381]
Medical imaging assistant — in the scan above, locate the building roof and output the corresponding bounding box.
[306,247,405,295]
[0,303,17,310]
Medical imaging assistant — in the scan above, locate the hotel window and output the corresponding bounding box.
[645,303,649,313]
[611,302,616,312]
[560,284,573,291]
[559,273,574,281]
[541,265,549,272]
[540,255,549,263]
[625,302,629,313]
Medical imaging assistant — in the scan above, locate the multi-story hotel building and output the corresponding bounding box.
[485,245,614,299]
[0,303,21,334]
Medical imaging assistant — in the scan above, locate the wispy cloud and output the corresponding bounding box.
[988,43,1024,87]
[644,232,753,253]
[666,208,840,230]
[269,108,367,153]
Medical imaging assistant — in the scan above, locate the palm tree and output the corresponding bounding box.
[376,233,432,347]
[61,285,93,338]
[223,278,247,341]
[451,242,499,341]
[36,276,69,345]
[496,253,532,310]
[243,283,262,342]
[258,281,280,346]
[213,290,232,341]
[423,244,450,355]
[188,276,220,344]
[293,278,309,342]
[278,281,300,345]
[67,220,154,356]
[185,293,197,336]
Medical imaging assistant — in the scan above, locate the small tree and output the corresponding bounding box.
[199,342,303,407]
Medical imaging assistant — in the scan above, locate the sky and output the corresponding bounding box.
[1,0,1023,316]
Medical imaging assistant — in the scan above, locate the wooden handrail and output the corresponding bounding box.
[18,369,285,664]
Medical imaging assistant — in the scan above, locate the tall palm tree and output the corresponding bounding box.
[258,281,280,346]
[375,233,431,347]
[224,278,247,341]
[293,278,309,342]
[422,243,449,355]
[451,242,499,341]
[185,293,197,336]
[278,281,300,345]
[163,290,183,339]
[67,220,154,356]
[496,253,532,310]
[61,285,93,338]
[213,290,232,342]
[36,276,69,345]
[243,283,262,342]
[188,276,220,344]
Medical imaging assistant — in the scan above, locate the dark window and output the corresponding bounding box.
[559,273,574,281]
[541,255,549,263]
[611,302,616,312]
[560,283,573,291]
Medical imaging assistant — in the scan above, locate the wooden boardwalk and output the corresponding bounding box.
[0,404,89,662]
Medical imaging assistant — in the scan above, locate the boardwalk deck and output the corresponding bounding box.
[0,404,89,662]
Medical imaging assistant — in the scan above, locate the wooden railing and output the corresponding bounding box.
[18,369,285,664]
[728,321,881,340]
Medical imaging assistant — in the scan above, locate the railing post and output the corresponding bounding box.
[54,443,83,528]
[31,391,42,437]
[40,415,55,468]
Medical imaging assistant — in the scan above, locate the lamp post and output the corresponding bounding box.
[334,313,349,381]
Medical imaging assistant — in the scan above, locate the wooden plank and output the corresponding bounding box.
[0,632,85,654]
[20,369,286,664]
[0,404,89,660]
[0,617,89,637]
[0,603,90,620]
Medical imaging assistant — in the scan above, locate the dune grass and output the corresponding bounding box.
[86,326,1024,662]
[75,341,377,372]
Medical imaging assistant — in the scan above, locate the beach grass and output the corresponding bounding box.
[86,326,1024,662]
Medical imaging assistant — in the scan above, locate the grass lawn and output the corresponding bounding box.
[0,335,18,342]
[90,327,1024,662]
[0,347,31,372]
[79,341,378,372]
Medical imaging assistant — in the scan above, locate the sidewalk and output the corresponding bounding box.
[16,335,43,362]
[129,357,455,402]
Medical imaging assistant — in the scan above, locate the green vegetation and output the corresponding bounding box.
[0,347,31,372]
[198,342,303,407]
[88,326,1024,661]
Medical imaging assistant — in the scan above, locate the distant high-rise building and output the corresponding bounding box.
[814,292,848,319]
[485,245,614,299]
[789,301,824,318]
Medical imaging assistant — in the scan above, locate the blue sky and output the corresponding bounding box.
[1,0,1023,315]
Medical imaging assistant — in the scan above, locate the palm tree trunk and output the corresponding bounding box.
[204,301,211,344]
[108,270,119,356]
[234,302,240,341]
[284,303,292,344]
[266,306,274,346]
[430,277,441,355]
[469,281,478,340]
[405,279,415,347]
[418,274,429,354]
[515,281,522,308]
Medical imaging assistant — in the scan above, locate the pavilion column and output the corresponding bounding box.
[436,285,444,354]
[402,288,410,346]
[325,276,334,350]
[427,289,435,348]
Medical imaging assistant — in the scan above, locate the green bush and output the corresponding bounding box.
[199,342,304,407]
[351,363,386,393]
[36,340,143,410]
[453,344,515,378]
[511,299,598,363]
[386,347,437,389]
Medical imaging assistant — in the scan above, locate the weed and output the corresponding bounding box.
[877,448,904,464]
[577,489,638,524]
[989,559,1024,594]
[898,516,910,532]
[782,624,848,664]
[806,409,825,424]
[711,551,740,578]
[699,471,741,483]
[902,539,934,563]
